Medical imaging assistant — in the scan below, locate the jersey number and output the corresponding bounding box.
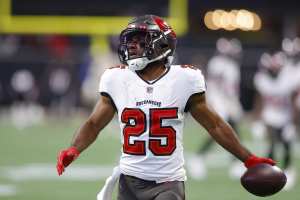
[121,108,178,156]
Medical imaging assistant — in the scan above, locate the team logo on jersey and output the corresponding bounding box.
[136,99,162,107]
[146,87,153,93]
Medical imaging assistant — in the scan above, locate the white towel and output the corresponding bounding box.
[97,166,121,200]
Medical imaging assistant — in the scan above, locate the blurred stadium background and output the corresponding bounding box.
[0,0,300,199]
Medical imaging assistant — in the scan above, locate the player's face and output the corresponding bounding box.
[126,32,147,59]
[267,65,281,78]
[268,54,284,78]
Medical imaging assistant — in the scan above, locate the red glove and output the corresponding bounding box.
[56,146,80,176]
[244,154,276,168]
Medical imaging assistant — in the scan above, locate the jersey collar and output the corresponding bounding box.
[136,67,170,85]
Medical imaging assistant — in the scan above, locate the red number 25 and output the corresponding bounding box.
[121,108,178,156]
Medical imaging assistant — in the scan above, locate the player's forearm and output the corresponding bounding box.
[70,119,101,152]
[208,120,251,162]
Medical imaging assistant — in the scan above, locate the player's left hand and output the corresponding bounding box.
[56,146,80,175]
[244,154,276,168]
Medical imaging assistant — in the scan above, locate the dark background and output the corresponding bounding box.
[1,0,300,111]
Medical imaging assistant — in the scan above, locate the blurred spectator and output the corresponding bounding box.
[39,60,79,116]
[252,51,298,190]
[0,35,20,57]
[0,34,90,119]
[10,69,36,101]
[186,38,244,180]
[46,35,71,59]
[9,68,44,129]
[281,37,300,135]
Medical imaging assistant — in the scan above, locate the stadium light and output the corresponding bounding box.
[204,11,218,30]
[252,13,262,31]
[204,9,262,31]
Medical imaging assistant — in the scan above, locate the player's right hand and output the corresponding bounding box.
[56,146,80,176]
[244,154,276,169]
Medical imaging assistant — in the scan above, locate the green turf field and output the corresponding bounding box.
[0,114,299,200]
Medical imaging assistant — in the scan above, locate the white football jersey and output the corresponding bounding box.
[99,65,206,183]
[206,55,242,121]
[254,64,296,128]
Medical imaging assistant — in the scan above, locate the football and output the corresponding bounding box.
[240,163,287,196]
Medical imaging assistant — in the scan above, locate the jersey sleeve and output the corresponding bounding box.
[182,67,206,112]
[98,69,118,109]
[99,69,114,94]
[190,69,206,94]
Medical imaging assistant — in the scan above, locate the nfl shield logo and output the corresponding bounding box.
[146,87,153,93]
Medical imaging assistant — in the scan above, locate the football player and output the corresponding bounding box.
[187,38,244,180]
[282,37,300,135]
[56,15,275,200]
[253,51,298,190]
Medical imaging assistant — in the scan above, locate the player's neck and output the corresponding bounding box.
[137,62,167,82]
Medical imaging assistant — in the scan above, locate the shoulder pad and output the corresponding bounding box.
[108,64,127,69]
[180,64,198,70]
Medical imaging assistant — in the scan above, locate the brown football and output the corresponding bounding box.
[241,163,287,196]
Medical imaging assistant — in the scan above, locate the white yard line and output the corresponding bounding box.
[1,164,115,181]
[0,184,17,196]
[1,141,300,182]
[0,155,228,182]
